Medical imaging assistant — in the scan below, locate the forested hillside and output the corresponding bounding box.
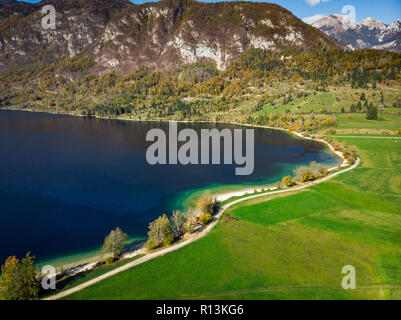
[1,47,400,132]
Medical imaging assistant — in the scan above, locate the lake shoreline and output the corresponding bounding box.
[1,107,343,272]
[47,155,360,300]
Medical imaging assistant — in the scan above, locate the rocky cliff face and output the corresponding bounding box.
[0,0,131,68]
[0,0,337,73]
[307,14,401,52]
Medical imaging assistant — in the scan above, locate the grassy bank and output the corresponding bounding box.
[64,134,401,300]
[35,237,145,273]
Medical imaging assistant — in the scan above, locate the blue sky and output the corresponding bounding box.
[20,0,401,25]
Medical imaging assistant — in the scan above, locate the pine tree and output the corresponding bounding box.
[366,106,378,120]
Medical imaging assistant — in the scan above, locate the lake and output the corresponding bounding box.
[0,110,340,265]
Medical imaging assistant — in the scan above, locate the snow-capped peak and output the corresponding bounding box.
[388,19,401,31]
[359,17,387,30]
[305,14,401,52]
[311,14,356,31]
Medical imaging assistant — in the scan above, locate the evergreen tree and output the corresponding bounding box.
[366,106,378,120]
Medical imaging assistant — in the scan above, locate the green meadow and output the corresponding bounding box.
[66,134,401,300]
[336,113,401,131]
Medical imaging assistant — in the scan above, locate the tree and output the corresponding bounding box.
[146,214,173,249]
[293,166,313,183]
[380,92,385,105]
[357,101,362,112]
[293,162,328,183]
[101,227,128,259]
[366,106,378,120]
[196,193,216,216]
[360,92,366,101]
[343,146,358,164]
[170,210,184,238]
[199,213,212,226]
[0,252,39,300]
[282,176,295,187]
[309,161,328,178]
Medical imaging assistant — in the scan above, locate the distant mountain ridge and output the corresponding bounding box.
[0,0,337,73]
[305,14,401,52]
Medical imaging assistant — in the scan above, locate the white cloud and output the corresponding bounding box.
[302,14,325,24]
[304,0,330,7]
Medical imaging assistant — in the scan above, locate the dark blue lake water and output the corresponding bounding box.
[0,110,339,264]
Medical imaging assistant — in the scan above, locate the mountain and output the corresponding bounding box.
[305,14,401,52]
[0,0,40,23]
[0,0,133,70]
[0,0,337,74]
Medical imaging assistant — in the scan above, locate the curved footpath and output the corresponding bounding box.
[45,152,360,300]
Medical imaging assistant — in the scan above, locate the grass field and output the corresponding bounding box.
[40,255,145,298]
[65,134,401,300]
[252,82,401,117]
[336,114,401,131]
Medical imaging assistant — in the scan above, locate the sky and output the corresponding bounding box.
[19,0,401,25]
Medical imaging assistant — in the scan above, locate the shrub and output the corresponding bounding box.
[144,238,159,251]
[332,142,345,152]
[282,176,296,187]
[199,213,212,226]
[104,257,114,265]
[162,234,174,246]
[398,128,401,135]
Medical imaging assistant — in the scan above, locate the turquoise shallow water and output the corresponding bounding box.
[0,110,340,268]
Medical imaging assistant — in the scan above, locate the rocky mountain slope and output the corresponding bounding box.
[0,0,337,74]
[306,14,401,52]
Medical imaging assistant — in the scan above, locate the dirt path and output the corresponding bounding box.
[324,135,401,139]
[45,157,360,300]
